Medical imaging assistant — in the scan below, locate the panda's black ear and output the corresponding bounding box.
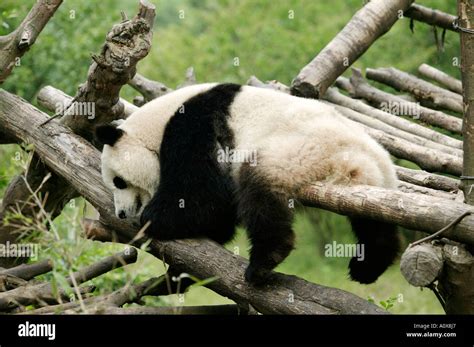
[95,124,124,146]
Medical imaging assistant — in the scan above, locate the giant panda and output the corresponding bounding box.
[95,83,400,285]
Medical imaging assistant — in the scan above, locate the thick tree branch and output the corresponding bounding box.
[128,72,171,102]
[291,0,414,98]
[0,0,63,83]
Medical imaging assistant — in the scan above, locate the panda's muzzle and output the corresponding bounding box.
[118,210,127,219]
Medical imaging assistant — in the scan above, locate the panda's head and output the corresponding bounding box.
[95,121,160,219]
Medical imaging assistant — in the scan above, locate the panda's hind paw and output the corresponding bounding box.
[244,265,272,286]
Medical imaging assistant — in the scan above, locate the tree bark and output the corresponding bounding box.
[459,0,474,205]
[366,67,463,113]
[418,63,462,94]
[291,0,414,98]
[350,69,463,134]
[0,0,63,83]
[405,3,458,32]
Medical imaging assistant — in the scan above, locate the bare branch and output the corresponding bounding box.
[0,0,63,83]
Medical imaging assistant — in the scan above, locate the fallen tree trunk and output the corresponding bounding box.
[366,67,463,113]
[0,0,63,83]
[291,0,414,98]
[418,64,462,94]
[350,69,463,134]
[324,85,462,150]
[405,3,458,32]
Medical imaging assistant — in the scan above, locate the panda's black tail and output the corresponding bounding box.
[347,217,400,284]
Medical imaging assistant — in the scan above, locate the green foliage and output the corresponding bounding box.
[0,0,455,313]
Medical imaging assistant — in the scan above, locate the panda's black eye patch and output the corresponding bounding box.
[113,176,127,189]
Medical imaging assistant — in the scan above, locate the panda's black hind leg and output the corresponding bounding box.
[237,165,295,285]
[348,217,400,284]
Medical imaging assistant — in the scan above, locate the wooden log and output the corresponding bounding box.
[0,0,63,83]
[350,69,463,134]
[366,67,463,113]
[418,63,462,94]
[400,243,444,287]
[459,0,474,205]
[405,3,458,32]
[395,166,460,192]
[326,96,462,157]
[291,0,414,98]
[437,242,474,314]
[325,85,462,149]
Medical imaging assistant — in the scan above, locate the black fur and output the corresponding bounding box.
[237,164,295,285]
[95,124,123,146]
[141,83,241,244]
[348,217,400,284]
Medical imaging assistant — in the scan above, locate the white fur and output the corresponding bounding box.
[101,84,396,217]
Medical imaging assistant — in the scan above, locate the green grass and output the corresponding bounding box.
[0,0,457,313]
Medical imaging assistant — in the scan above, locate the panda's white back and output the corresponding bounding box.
[228,86,397,191]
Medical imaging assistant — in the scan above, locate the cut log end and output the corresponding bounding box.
[400,243,443,287]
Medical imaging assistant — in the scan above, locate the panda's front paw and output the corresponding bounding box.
[244,265,272,286]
